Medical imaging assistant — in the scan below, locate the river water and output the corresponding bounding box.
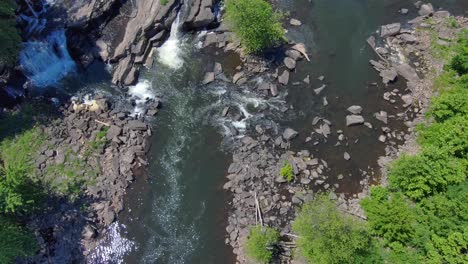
[19,0,468,263]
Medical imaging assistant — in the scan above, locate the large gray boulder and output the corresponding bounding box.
[184,0,215,29]
[380,23,401,37]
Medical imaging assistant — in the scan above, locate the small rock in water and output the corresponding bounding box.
[374,111,388,124]
[344,152,351,160]
[323,97,328,106]
[400,8,409,15]
[318,75,325,81]
[283,128,299,140]
[347,105,363,114]
[380,23,401,37]
[378,135,387,143]
[303,75,310,84]
[346,115,365,126]
[213,62,222,75]
[289,18,302,26]
[221,107,229,117]
[314,84,326,95]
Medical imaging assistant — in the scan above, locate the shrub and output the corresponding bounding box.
[388,148,466,201]
[279,161,294,182]
[361,187,417,247]
[293,194,374,264]
[245,225,279,263]
[0,0,21,66]
[225,0,285,53]
[0,216,38,263]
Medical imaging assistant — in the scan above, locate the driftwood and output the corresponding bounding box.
[254,192,263,226]
[95,119,111,126]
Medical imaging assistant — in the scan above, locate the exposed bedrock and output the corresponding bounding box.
[183,0,217,30]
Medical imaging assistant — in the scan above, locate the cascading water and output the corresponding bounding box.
[157,13,184,69]
[20,30,76,88]
[18,0,76,88]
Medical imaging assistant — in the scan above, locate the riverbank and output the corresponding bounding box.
[221,2,468,263]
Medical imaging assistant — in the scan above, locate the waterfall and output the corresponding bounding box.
[20,30,76,88]
[157,13,184,69]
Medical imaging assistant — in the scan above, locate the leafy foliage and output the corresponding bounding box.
[293,194,375,264]
[279,161,294,182]
[225,0,285,53]
[0,216,38,263]
[245,225,279,263]
[0,0,21,66]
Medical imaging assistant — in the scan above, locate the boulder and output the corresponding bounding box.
[283,128,298,140]
[380,23,401,37]
[270,84,278,97]
[184,0,215,29]
[400,8,409,15]
[285,49,302,61]
[278,70,290,85]
[283,57,296,70]
[202,72,215,84]
[106,125,122,140]
[233,72,245,84]
[396,63,419,83]
[418,3,434,16]
[289,18,302,26]
[347,105,363,114]
[346,115,365,126]
[127,120,147,130]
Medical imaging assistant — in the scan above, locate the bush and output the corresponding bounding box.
[245,225,279,263]
[361,187,417,247]
[0,128,45,214]
[225,0,284,53]
[279,161,294,182]
[449,49,468,76]
[387,148,466,201]
[0,216,38,263]
[293,194,374,264]
[0,0,21,66]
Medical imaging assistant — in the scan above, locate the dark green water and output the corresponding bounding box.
[88,0,468,263]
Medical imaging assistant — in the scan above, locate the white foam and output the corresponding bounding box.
[87,222,135,264]
[128,79,155,115]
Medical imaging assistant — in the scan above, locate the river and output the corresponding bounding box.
[19,0,468,263]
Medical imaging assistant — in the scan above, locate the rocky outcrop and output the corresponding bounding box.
[183,0,216,30]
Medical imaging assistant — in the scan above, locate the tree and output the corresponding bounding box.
[225,0,285,53]
[293,194,375,264]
